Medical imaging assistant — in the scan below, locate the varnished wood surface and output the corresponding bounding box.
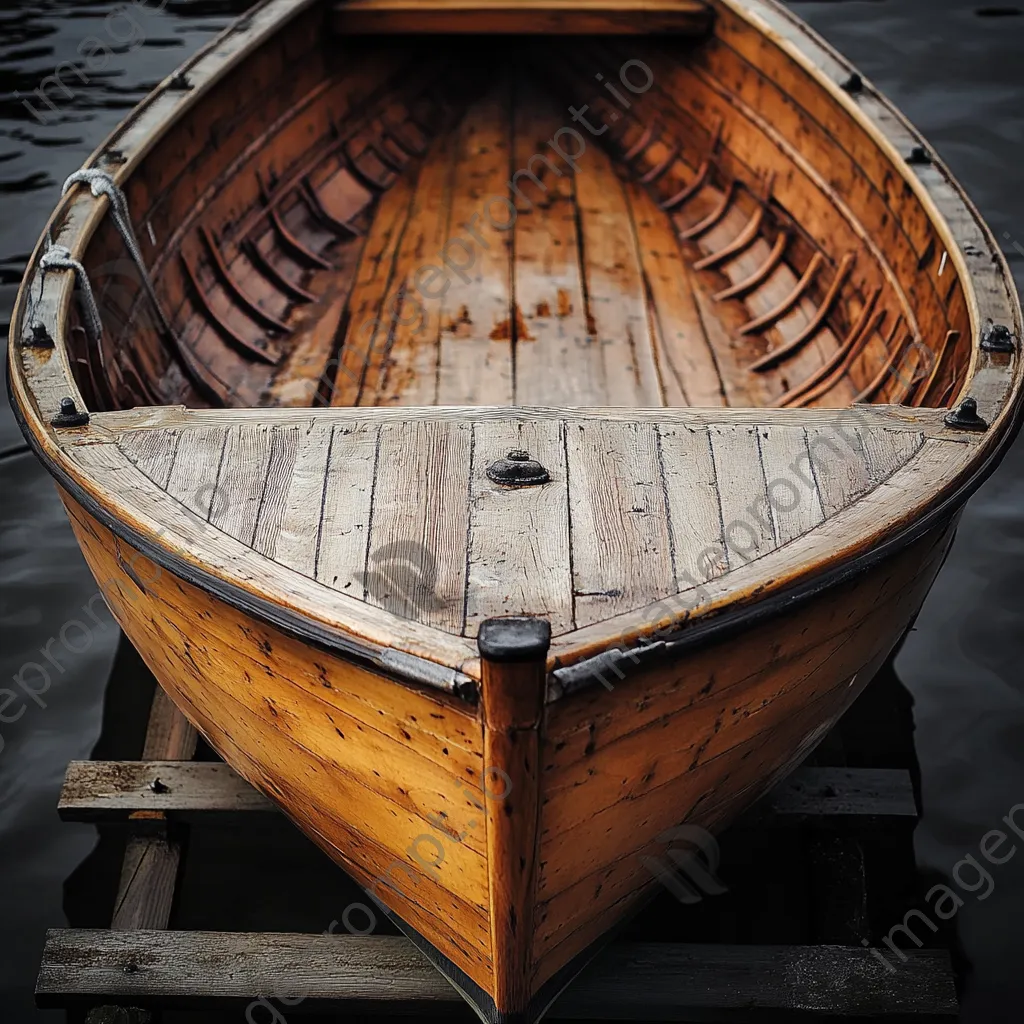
[7,0,1023,1019]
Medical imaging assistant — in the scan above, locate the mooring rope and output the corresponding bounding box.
[38,243,104,346]
[60,169,174,338]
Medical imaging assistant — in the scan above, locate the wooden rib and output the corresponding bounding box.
[748,252,856,372]
[341,143,394,194]
[267,202,333,270]
[774,290,884,408]
[299,178,361,237]
[713,229,789,302]
[638,143,680,186]
[179,256,281,365]
[622,123,657,165]
[737,251,824,334]
[693,202,765,271]
[242,239,317,303]
[914,330,959,407]
[678,180,737,240]
[659,158,711,212]
[359,137,404,177]
[199,227,292,334]
[853,333,914,404]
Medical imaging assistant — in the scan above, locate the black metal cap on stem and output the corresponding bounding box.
[478,617,552,663]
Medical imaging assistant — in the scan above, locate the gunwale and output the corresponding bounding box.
[8,0,1023,693]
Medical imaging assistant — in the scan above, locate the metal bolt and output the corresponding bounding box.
[167,71,192,91]
[148,777,169,794]
[50,397,90,428]
[907,145,932,166]
[980,321,1017,353]
[486,450,551,487]
[841,72,863,95]
[944,397,988,432]
[28,321,53,347]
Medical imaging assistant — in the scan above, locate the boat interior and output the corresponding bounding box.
[61,2,973,418]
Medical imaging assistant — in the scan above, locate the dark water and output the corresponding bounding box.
[1,2,1023,1021]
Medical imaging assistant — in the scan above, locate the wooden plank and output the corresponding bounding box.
[163,427,227,520]
[565,420,674,628]
[59,761,275,821]
[37,930,957,1018]
[110,688,197,933]
[316,423,378,592]
[741,766,917,826]
[465,419,573,636]
[330,172,417,406]
[572,144,662,406]
[331,0,713,35]
[257,422,332,577]
[757,424,824,546]
[624,180,726,407]
[366,420,473,631]
[118,430,179,490]
[436,82,514,406]
[207,423,274,546]
[511,84,605,407]
[707,423,775,569]
[374,134,458,408]
[658,423,728,586]
[56,759,916,826]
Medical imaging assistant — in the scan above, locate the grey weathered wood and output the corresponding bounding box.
[60,761,915,827]
[37,930,957,1018]
[109,688,197,933]
[60,761,274,822]
[744,767,917,826]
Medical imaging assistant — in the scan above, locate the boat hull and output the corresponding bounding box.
[59,486,957,1022]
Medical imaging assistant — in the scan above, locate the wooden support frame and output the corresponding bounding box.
[331,0,714,36]
[41,662,958,1023]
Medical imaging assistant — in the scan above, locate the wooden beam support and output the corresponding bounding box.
[37,930,957,1018]
[58,761,917,828]
[331,0,713,35]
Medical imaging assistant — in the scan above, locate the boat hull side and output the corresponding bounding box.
[58,489,496,995]
[532,517,957,990]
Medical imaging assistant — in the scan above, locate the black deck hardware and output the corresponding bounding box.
[42,658,958,1022]
[486,449,550,487]
[478,616,552,663]
[944,396,989,431]
[907,144,932,165]
[167,72,193,91]
[981,321,1017,353]
[50,397,90,428]
[841,72,864,94]
[25,321,53,347]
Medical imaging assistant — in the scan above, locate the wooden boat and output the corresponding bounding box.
[9,0,1023,1020]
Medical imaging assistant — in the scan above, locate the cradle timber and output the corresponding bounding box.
[8,0,1022,1022]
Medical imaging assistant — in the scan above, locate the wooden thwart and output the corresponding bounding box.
[38,930,956,1018]
[331,0,713,35]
